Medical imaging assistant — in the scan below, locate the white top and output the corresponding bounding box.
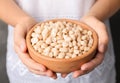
[16,0,93,19]
[6,0,116,83]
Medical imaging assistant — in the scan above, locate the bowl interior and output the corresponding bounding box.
[26,19,98,62]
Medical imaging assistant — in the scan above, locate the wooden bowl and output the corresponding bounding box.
[26,19,98,73]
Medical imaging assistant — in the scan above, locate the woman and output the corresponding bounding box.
[0,0,120,83]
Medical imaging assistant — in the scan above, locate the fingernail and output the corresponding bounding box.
[73,74,78,78]
[53,77,57,79]
[20,45,25,52]
[62,75,66,78]
[20,41,26,52]
[81,66,87,71]
[51,76,57,79]
[99,44,105,53]
[50,77,57,80]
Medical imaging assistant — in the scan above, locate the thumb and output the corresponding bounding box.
[98,28,109,54]
[19,39,27,52]
[14,24,27,53]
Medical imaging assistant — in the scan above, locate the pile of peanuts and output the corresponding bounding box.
[30,21,94,59]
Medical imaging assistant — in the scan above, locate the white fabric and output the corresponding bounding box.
[7,0,116,83]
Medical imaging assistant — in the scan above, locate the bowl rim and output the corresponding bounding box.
[26,19,98,62]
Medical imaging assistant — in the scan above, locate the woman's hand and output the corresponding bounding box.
[61,16,109,78]
[13,17,57,79]
[72,16,109,78]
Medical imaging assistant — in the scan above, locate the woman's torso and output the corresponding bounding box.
[15,0,95,21]
[7,0,116,83]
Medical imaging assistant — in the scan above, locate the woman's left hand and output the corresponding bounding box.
[61,16,109,78]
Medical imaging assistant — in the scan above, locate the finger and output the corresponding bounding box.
[73,52,104,78]
[46,70,57,79]
[15,45,46,72]
[50,74,57,79]
[29,69,46,76]
[29,69,56,78]
[73,70,88,78]
[46,70,54,77]
[61,73,68,78]
[28,65,57,79]
[81,52,104,71]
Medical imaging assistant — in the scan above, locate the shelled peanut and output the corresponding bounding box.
[30,21,93,59]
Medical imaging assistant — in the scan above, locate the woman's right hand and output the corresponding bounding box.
[13,17,57,79]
